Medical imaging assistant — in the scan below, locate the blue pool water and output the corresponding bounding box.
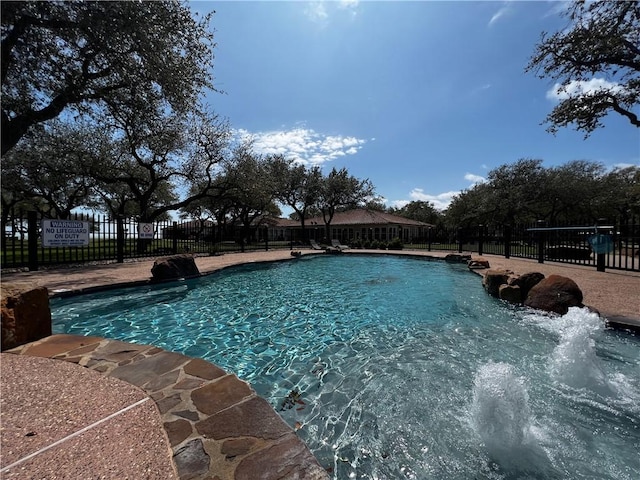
[52,255,640,479]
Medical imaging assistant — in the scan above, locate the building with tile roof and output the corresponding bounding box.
[270,208,433,244]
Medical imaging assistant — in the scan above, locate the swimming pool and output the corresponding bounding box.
[52,254,640,479]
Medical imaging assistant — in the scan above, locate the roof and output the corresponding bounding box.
[271,217,301,227]
[170,220,215,228]
[301,209,433,227]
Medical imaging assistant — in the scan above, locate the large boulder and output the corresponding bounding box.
[524,274,584,315]
[1,283,52,351]
[468,257,490,270]
[445,253,471,263]
[509,272,545,301]
[482,269,512,297]
[499,284,522,304]
[151,254,200,282]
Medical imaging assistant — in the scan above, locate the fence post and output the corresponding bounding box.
[478,225,484,256]
[504,224,511,259]
[427,227,432,252]
[27,211,38,271]
[116,217,125,263]
[537,220,545,264]
[457,228,463,253]
[264,226,269,251]
[596,219,606,272]
[172,221,178,254]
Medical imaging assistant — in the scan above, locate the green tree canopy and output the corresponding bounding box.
[317,167,374,239]
[526,0,640,135]
[0,120,98,219]
[393,200,442,225]
[221,143,282,239]
[1,0,215,154]
[444,159,640,226]
[271,159,323,241]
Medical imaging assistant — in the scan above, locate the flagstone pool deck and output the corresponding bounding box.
[2,249,639,479]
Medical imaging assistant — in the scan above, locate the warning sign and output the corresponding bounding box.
[42,220,90,247]
[138,223,155,239]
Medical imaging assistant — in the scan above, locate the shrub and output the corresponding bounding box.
[388,237,404,250]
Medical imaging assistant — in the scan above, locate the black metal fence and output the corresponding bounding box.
[1,210,287,271]
[402,217,639,272]
[2,211,639,273]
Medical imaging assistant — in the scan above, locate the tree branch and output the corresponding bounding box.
[606,96,640,127]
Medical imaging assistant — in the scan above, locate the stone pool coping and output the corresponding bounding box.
[3,335,328,480]
[2,249,639,479]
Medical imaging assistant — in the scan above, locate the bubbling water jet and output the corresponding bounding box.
[549,309,615,397]
[470,362,548,473]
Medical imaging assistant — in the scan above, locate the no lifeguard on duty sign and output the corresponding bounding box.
[41,219,90,247]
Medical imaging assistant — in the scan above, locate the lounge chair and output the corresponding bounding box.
[331,239,350,250]
[309,239,324,250]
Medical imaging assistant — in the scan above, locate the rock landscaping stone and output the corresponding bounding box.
[165,418,194,446]
[184,358,226,380]
[1,284,52,351]
[509,272,545,300]
[191,375,253,415]
[445,253,472,263]
[110,350,190,388]
[221,438,258,458]
[173,438,210,479]
[524,274,584,315]
[482,269,512,297]
[482,270,583,314]
[235,434,329,480]
[151,254,200,281]
[499,284,522,304]
[468,257,490,269]
[195,396,293,440]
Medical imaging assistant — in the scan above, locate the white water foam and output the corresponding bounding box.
[469,362,548,473]
[551,327,615,396]
[528,307,619,397]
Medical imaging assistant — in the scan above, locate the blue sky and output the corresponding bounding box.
[193,1,639,211]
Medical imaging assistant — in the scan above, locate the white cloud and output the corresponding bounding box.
[304,0,359,24]
[464,173,486,185]
[338,0,359,18]
[389,189,459,211]
[612,162,639,170]
[546,78,624,101]
[488,3,513,27]
[407,188,460,211]
[470,83,492,96]
[305,2,328,23]
[234,127,366,166]
[391,172,486,211]
[339,0,359,8]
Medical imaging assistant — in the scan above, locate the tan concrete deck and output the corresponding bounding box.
[2,249,639,479]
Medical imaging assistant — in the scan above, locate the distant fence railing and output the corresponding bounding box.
[1,211,289,271]
[2,211,639,273]
[399,218,639,272]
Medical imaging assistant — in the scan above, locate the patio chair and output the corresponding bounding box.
[331,239,350,250]
[309,239,324,250]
